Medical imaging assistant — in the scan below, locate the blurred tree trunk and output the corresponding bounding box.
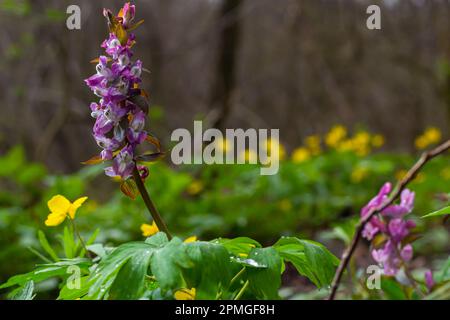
[210,0,243,131]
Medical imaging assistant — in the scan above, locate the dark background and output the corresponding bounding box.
[0,0,449,172]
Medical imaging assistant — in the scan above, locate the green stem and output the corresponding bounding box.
[132,165,172,240]
[234,280,249,300]
[230,267,246,285]
[69,218,91,259]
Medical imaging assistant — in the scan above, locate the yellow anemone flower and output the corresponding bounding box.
[184,236,198,243]
[325,125,347,148]
[45,195,88,227]
[141,221,159,237]
[265,138,286,160]
[240,149,258,163]
[305,135,322,155]
[216,138,231,153]
[424,127,441,144]
[351,167,369,183]
[371,134,385,148]
[291,147,310,163]
[187,180,204,195]
[174,288,196,300]
[415,127,442,150]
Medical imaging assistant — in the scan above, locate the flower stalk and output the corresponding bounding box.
[132,165,172,240]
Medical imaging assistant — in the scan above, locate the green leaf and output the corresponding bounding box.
[424,281,450,300]
[422,206,450,218]
[145,232,169,246]
[27,246,53,263]
[61,226,76,259]
[86,244,106,258]
[0,259,90,290]
[245,247,282,299]
[0,145,25,177]
[58,276,90,300]
[183,241,233,299]
[150,238,191,292]
[213,237,261,256]
[80,228,100,258]
[109,250,153,299]
[38,230,59,262]
[274,237,339,288]
[230,256,267,269]
[87,242,153,299]
[87,234,195,300]
[10,281,34,300]
[381,277,407,300]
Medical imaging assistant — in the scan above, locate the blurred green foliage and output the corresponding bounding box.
[0,144,448,296]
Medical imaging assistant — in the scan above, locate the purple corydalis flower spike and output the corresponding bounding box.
[363,182,417,277]
[86,3,149,181]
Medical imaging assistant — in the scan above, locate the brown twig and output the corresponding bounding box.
[328,139,450,300]
[132,165,172,240]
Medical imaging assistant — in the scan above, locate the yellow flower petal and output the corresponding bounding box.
[68,197,88,219]
[291,147,310,163]
[372,134,385,148]
[45,212,67,227]
[141,222,159,237]
[47,195,71,215]
[174,288,196,300]
[184,236,197,243]
[187,181,203,196]
[325,125,347,148]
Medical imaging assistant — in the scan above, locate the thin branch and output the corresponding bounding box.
[328,139,450,300]
[132,165,172,240]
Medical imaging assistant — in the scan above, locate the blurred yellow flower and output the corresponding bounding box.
[354,131,371,146]
[395,169,407,181]
[184,236,198,243]
[187,180,204,195]
[45,195,88,227]
[414,136,428,150]
[291,147,310,163]
[141,221,159,237]
[325,125,347,148]
[175,288,196,300]
[396,169,425,183]
[240,149,258,163]
[415,127,442,150]
[352,132,371,156]
[441,168,450,180]
[305,135,321,155]
[265,138,286,160]
[238,253,248,258]
[337,139,354,152]
[416,172,426,183]
[424,127,442,144]
[215,138,231,153]
[351,167,369,183]
[278,199,293,212]
[371,134,385,148]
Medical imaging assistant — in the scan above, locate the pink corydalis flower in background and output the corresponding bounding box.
[361,182,417,276]
[84,3,154,182]
[424,270,434,291]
